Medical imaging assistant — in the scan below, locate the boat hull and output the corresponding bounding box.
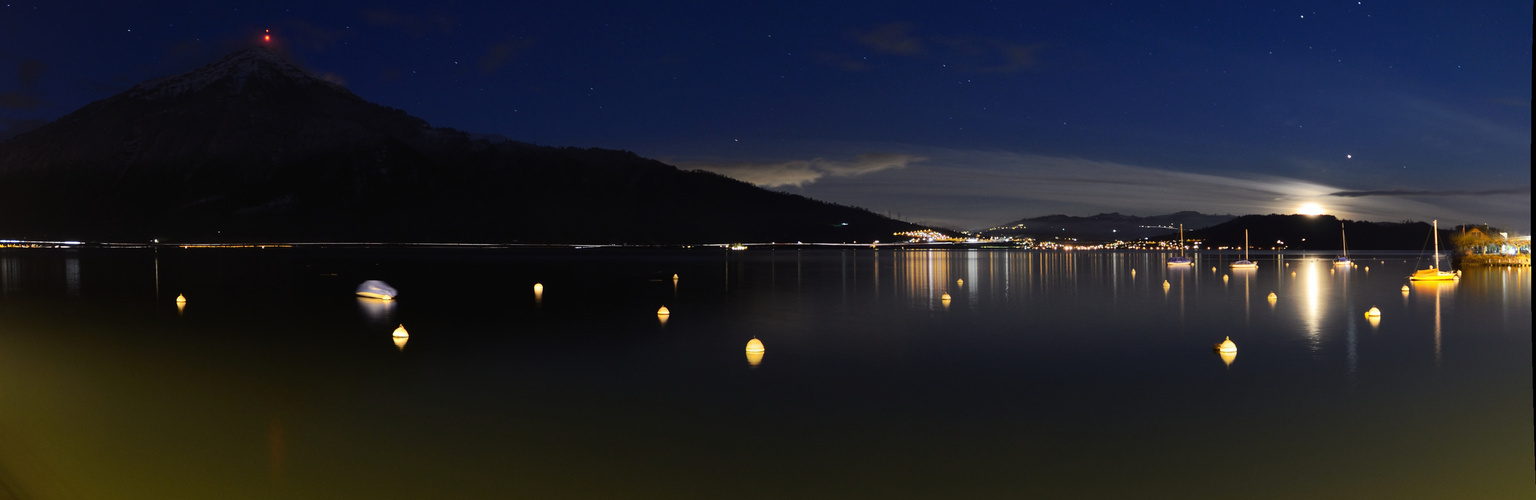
[1408,268,1459,281]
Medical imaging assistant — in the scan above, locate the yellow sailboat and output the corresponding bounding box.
[1408,219,1459,282]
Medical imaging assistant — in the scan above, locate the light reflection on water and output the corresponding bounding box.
[0,248,1530,499]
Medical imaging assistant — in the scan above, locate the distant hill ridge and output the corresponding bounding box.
[1186,214,1447,251]
[980,211,1236,241]
[0,47,920,244]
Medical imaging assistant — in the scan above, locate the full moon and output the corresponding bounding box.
[1297,203,1326,215]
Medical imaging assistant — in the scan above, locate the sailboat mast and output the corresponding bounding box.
[1244,229,1249,260]
[1341,223,1348,258]
[1180,224,1185,257]
[1432,219,1439,269]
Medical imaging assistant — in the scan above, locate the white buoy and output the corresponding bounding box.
[1366,306,1381,317]
[1214,336,1237,353]
[392,324,409,338]
[534,283,544,294]
[657,306,670,316]
[175,293,187,303]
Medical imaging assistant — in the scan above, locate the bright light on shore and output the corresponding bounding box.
[1297,203,1326,215]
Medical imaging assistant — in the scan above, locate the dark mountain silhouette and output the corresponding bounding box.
[1182,214,1447,251]
[979,211,1236,241]
[0,47,920,244]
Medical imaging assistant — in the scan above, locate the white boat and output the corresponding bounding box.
[1334,223,1352,266]
[1167,224,1194,266]
[1408,220,1459,282]
[1230,229,1258,269]
[356,280,398,300]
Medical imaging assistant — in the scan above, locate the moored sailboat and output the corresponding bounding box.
[1408,219,1459,282]
[1334,222,1353,266]
[1230,229,1257,269]
[1167,223,1194,266]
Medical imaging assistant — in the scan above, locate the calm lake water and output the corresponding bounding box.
[0,248,1530,499]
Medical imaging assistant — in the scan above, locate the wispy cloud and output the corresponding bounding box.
[480,39,536,74]
[678,153,923,188]
[855,23,927,56]
[1399,94,1531,148]
[16,59,45,87]
[835,23,1044,74]
[1,59,47,111]
[726,148,1531,231]
[362,8,457,38]
[1331,187,1531,197]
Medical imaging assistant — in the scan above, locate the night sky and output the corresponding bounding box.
[2,1,1530,231]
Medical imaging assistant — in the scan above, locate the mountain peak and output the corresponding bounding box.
[127,46,346,100]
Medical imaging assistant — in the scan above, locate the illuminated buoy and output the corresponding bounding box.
[745,337,765,366]
[1211,266,1217,272]
[1220,349,1236,367]
[1267,292,1277,300]
[393,335,408,350]
[1222,274,1229,282]
[657,306,670,316]
[392,324,409,338]
[1214,336,1237,353]
[1367,315,1381,328]
[673,274,679,280]
[940,293,952,301]
[1401,285,1410,293]
[534,283,544,294]
[1365,266,1370,272]
[356,280,397,300]
[957,279,964,286]
[1366,306,1381,317]
[1162,280,1170,289]
[1291,271,1296,276]
[1131,269,1136,277]
[176,293,187,303]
